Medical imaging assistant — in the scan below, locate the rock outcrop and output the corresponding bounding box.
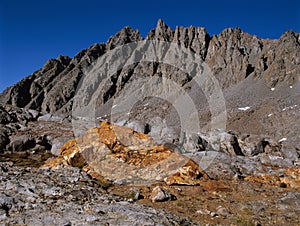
[0,103,74,167]
[245,167,300,189]
[43,121,209,185]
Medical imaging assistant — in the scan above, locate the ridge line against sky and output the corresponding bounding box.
[0,0,300,92]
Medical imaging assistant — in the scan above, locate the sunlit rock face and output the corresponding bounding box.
[42,121,208,185]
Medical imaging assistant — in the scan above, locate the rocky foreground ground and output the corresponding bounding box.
[0,160,299,226]
[0,104,299,225]
[0,162,198,225]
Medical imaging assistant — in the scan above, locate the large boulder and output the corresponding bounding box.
[0,127,12,152]
[43,121,209,185]
[6,135,36,152]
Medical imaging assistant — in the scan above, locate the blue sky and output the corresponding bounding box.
[0,0,299,92]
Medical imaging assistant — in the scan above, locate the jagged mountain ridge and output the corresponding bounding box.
[1,19,299,113]
[0,20,299,150]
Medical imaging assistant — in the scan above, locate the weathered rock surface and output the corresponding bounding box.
[0,104,74,167]
[245,167,300,189]
[41,120,300,191]
[0,104,41,153]
[0,127,11,152]
[6,134,36,152]
[150,186,175,202]
[0,102,297,187]
[43,121,208,185]
[0,162,194,225]
[178,129,299,182]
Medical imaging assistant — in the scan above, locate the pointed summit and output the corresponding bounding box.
[107,26,142,50]
[279,30,299,44]
[147,19,174,41]
[156,19,168,30]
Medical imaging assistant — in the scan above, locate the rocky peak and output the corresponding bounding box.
[263,29,300,87]
[146,19,210,58]
[42,58,63,72]
[205,27,264,87]
[147,19,175,41]
[70,43,106,67]
[107,26,142,49]
[174,25,210,58]
[57,55,72,66]
[278,30,300,46]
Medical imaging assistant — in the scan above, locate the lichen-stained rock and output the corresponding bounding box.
[245,167,300,189]
[280,168,300,189]
[42,155,67,169]
[164,159,209,186]
[42,121,208,185]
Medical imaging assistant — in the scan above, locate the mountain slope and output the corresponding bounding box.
[0,20,299,149]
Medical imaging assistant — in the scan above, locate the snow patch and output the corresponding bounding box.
[282,105,298,111]
[238,106,251,111]
[269,155,284,161]
[278,138,287,142]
